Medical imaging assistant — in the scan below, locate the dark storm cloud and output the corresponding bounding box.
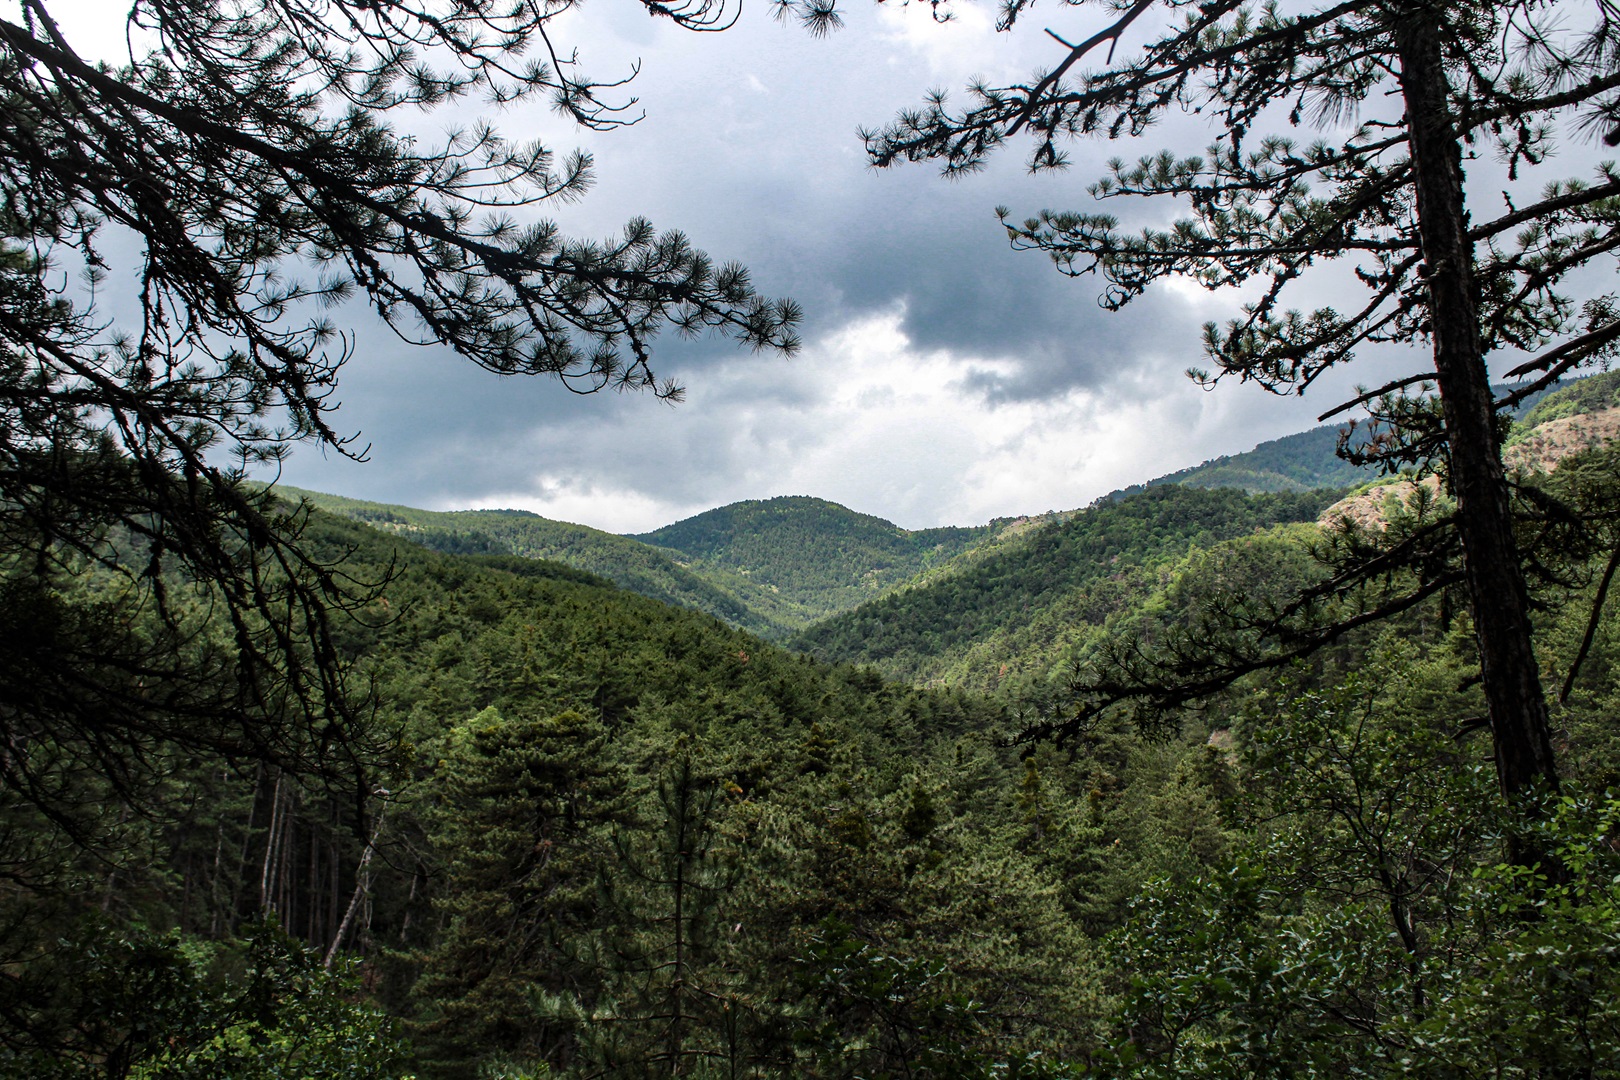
[31,0,1415,534]
[532,4,1233,407]
[221,1,1355,525]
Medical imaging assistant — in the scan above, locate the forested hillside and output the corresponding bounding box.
[1105,380,1569,499]
[15,433,1620,1077]
[790,376,1603,690]
[1111,424,1369,495]
[289,491,1015,639]
[14,374,1620,1077]
[2,507,1114,1077]
[289,377,1591,659]
[633,496,1001,626]
[284,488,802,639]
[792,486,1339,686]
[1517,369,1620,428]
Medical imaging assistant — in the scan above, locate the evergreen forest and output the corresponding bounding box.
[8,0,1620,1076]
[9,375,1620,1078]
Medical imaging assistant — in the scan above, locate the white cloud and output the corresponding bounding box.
[37,0,1401,536]
[875,1,1003,79]
[447,308,1326,533]
[11,0,153,61]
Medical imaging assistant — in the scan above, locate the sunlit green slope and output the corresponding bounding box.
[279,488,799,639]
[790,486,1342,687]
[631,495,1004,627]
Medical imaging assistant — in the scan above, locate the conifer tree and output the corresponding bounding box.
[866,0,1620,805]
[413,707,630,1078]
[0,0,806,854]
[580,738,755,1077]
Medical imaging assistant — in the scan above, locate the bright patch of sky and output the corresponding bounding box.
[445,308,1223,533]
[23,0,1476,531]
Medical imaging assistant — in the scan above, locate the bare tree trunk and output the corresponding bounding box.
[325,800,386,968]
[329,828,342,942]
[209,768,229,937]
[279,790,297,920]
[1395,12,1561,815]
[260,769,284,913]
[307,814,321,943]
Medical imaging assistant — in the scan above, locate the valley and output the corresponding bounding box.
[10,0,1620,1073]
[11,375,1620,1078]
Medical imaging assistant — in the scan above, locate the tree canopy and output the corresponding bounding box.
[0,0,806,828]
[867,0,1620,805]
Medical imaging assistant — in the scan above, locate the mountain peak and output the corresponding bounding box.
[632,496,994,625]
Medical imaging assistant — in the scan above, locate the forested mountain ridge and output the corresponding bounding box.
[1516,367,1620,427]
[280,487,803,639]
[1103,379,1571,500]
[290,479,1341,691]
[286,376,1611,666]
[286,489,1023,638]
[791,375,1620,690]
[790,486,1341,686]
[631,495,1007,626]
[281,416,1412,645]
[1109,423,1370,495]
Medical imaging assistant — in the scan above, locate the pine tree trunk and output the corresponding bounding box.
[1394,12,1560,809]
[260,770,284,913]
[326,802,386,968]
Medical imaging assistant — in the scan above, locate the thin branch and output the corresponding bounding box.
[1498,318,1620,397]
[1320,374,1433,421]
[1005,0,1158,137]
[1559,539,1620,702]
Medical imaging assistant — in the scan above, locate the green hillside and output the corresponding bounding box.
[20,433,1620,1080]
[1123,424,1369,495]
[1102,379,1576,500]
[281,490,1011,638]
[1516,367,1620,429]
[791,485,1340,685]
[826,373,1609,694]
[632,495,1000,626]
[282,375,1606,654]
[279,487,800,639]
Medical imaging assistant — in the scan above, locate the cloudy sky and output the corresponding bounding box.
[54,0,1434,532]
